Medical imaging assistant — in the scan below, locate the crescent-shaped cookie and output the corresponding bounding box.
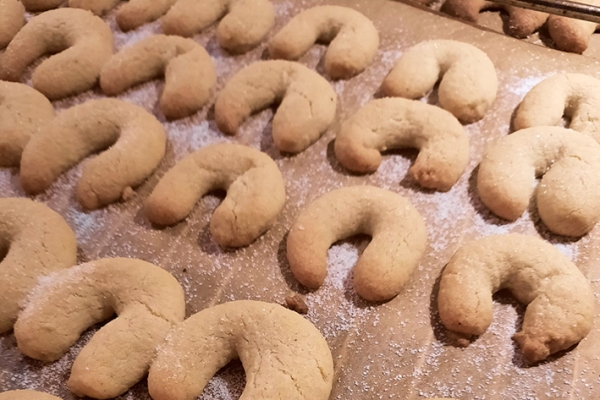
[477,126,600,236]
[0,390,61,400]
[547,12,600,53]
[441,0,548,38]
[381,39,498,123]
[287,185,427,302]
[269,5,379,79]
[146,143,286,248]
[20,99,167,210]
[0,81,55,167]
[162,0,275,53]
[438,233,595,363]
[215,60,337,153]
[514,73,600,142]
[148,300,334,400]
[334,97,469,191]
[0,198,77,334]
[20,0,63,11]
[14,258,186,399]
[0,8,114,100]
[0,0,25,48]
[100,34,216,120]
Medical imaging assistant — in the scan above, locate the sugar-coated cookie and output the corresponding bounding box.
[148,300,333,400]
[0,0,25,48]
[287,186,427,302]
[269,5,379,79]
[0,390,61,400]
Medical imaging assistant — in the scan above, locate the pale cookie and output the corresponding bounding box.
[116,0,178,32]
[14,258,185,399]
[514,73,600,142]
[0,390,61,400]
[438,233,595,363]
[441,0,548,38]
[381,39,498,124]
[548,6,600,54]
[20,0,63,11]
[0,81,55,167]
[100,34,216,120]
[146,143,285,248]
[69,0,119,15]
[0,8,113,100]
[269,5,379,79]
[334,98,469,191]
[162,0,275,54]
[0,198,77,334]
[287,186,427,302]
[477,127,600,237]
[215,60,337,153]
[0,0,25,48]
[148,300,334,400]
[20,99,166,210]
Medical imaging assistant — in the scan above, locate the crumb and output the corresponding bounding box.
[121,186,136,201]
[285,294,309,314]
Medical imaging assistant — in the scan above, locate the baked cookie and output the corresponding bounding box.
[215,60,337,153]
[334,97,469,191]
[15,258,185,399]
[0,198,77,334]
[0,8,113,100]
[146,143,286,248]
[441,0,548,38]
[162,0,275,53]
[20,99,166,210]
[514,73,600,142]
[287,186,427,302]
[0,81,55,167]
[381,39,498,123]
[100,34,216,120]
[438,233,595,363]
[148,300,333,400]
[20,0,62,11]
[548,7,600,54]
[0,0,25,48]
[269,5,379,79]
[0,390,61,400]
[477,126,600,236]
[68,0,119,15]
[116,0,178,32]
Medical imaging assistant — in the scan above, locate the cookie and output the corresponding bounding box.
[514,73,600,142]
[0,198,77,334]
[100,34,216,120]
[20,99,166,210]
[20,0,62,11]
[116,0,177,32]
[548,11,599,53]
[0,81,55,167]
[477,126,600,236]
[0,0,25,48]
[334,97,469,191]
[146,143,286,248]
[0,390,61,400]
[69,0,119,15]
[381,39,498,123]
[162,0,275,53]
[441,0,548,38]
[14,258,185,399]
[0,8,113,100]
[438,233,595,363]
[287,186,427,302]
[269,5,379,79]
[148,300,334,400]
[215,60,337,153]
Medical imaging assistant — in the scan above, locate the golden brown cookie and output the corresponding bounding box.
[215,60,337,153]
[15,258,186,399]
[0,390,61,400]
[287,186,427,302]
[441,0,548,38]
[0,8,113,100]
[514,73,600,142]
[20,99,166,210]
[115,0,178,32]
[0,0,25,48]
[0,198,77,334]
[334,98,469,191]
[381,39,498,124]
[146,143,286,248]
[269,5,379,79]
[548,9,600,54]
[100,34,216,120]
[0,81,55,167]
[162,0,275,53]
[477,126,600,237]
[20,0,63,11]
[148,300,334,400]
[438,233,595,363]
[68,0,118,15]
